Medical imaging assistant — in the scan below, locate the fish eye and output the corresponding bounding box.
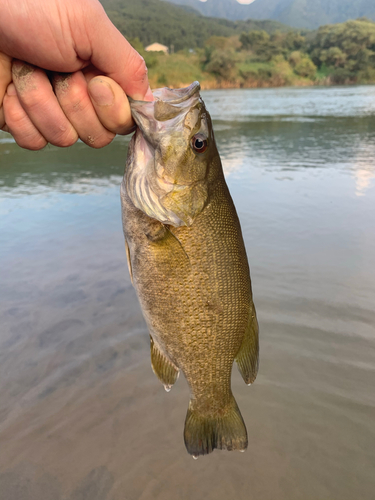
[191,134,208,154]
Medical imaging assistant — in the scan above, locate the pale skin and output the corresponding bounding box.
[0,0,153,151]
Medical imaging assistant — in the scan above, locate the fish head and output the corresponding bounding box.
[125,82,219,227]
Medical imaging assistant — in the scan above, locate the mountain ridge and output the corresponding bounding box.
[165,0,375,29]
[99,0,290,51]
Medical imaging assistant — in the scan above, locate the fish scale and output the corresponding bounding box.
[121,82,259,456]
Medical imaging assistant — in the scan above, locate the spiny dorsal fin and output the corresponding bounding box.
[150,336,179,392]
[235,304,259,385]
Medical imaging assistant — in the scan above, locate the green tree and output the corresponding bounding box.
[240,30,270,51]
[309,19,375,73]
[294,58,317,78]
[205,36,241,51]
[283,31,306,52]
[204,49,237,81]
[316,47,347,67]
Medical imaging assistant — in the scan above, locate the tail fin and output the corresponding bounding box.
[184,396,248,457]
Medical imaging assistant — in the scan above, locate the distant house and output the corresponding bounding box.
[145,43,169,54]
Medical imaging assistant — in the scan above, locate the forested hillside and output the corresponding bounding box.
[98,2,375,90]
[166,0,375,29]
[99,0,288,52]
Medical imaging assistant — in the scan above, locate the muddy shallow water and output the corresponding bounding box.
[1,86,375,500]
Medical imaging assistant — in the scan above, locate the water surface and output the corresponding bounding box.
[1,85,375,500]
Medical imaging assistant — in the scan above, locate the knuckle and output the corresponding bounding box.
[58,84,88,115]
[23,137,48,151]
[5,108,47,150]
[83,130,114,149]
[15,131,47,151]
[68,96,90,116]
[3,97,26,127]
[50,128,78,148]
[12,73,40,108]
[59,136,78,148]
[17,90,42,113]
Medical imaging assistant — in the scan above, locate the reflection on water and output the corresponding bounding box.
[1,86,375,500]
[355,165,375,196]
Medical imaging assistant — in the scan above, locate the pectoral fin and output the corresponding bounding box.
[150,336,179,392]
[148,225,191,277]
[236,304,259,385]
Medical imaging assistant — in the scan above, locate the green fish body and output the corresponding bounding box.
[121,82,259,457]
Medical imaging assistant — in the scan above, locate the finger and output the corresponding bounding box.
[3,83,47,150]
[12,60,78,147]
[88,76,134,135]
[53,71,115,148]
[0,52,12,128]
[81,3,153,101]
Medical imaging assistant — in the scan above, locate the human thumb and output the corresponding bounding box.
[80,2,153,101]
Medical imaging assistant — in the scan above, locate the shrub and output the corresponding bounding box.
[204,49,237,81]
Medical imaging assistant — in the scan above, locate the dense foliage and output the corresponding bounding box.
[309,19,375,83]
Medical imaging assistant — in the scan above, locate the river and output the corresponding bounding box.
[0,85,374,500]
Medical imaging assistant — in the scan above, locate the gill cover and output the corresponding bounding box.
[125,82,212,227]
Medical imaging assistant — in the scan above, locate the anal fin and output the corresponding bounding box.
[236,303,259,385]
[150,336,179,392]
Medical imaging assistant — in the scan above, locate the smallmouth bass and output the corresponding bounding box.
[121,82,259,457]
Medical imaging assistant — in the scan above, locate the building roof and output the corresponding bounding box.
[145,43,169,53]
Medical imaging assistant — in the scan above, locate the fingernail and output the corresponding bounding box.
[89,79,114,106]
[132,86,154,102]
[144,86,154,102]
[7,83,17,96]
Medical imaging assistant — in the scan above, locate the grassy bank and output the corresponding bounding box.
[146,51,316,89]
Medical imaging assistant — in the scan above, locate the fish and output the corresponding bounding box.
[120,81,259,457]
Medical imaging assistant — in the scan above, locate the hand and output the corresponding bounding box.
[0,0,152,150]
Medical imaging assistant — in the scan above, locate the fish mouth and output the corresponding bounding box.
[129,81,202,127]
[152,81,201,105]
[129,81,201,105]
